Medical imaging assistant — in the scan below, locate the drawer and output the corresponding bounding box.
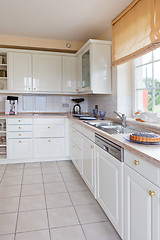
[34,125,64,138]
[34,138,65,158]
[33,118,65,125]
[71,127,82,147]
[8,132,32,139]
[124,150,160,187]
[7,125,32,132]
[7,118,32,125]
[70,120,82,132]
[80,126,95,142]
[8,139,33,159]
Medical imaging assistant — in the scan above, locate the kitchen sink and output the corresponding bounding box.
[85,120,143,134]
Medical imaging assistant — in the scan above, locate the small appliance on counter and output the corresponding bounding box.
[72,98,84,115]
[5,96,18,115]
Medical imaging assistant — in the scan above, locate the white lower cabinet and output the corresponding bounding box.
[95,145,123,238]
[8,139,33,159]
[124,164,160,240]
[70,140,82,173]
[82,135,95,195]
[34,138,65,158]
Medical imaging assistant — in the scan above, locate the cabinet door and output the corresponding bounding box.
[82,136,94,194]
[124,165,160,240]
[34,138,65,158]
[8,52,32,91]
[62,56,77,92]
[34,125,64,138]
[70,141,82,173]
[81,46,91,91]
[32,54,62,92]
[96,145,123,238]
[8,139,33,159]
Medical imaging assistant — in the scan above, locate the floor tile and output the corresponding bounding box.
[44,182,67,194]
[82,222,121,240]
[4,168,23,177]
[65,180,88,192]
[42,166,60,174]
[0,234,14,240]
[25,162,41,168]
[59,164,77,173]
[75,204,108,224]
[50,225,86,240]
[6,164,24,169]
[0,197,19,214]
[70,191,97,206]
[15,229,50,240]
[48,207,79,228]
[43,173,63,183]
[21,184,44,196]
[41,161,58,167]
[57,161,73,166]
[23,167,42,176]
[0,164,7,170]
[1,176,22,186]
[0,213,17,235]
[46,193,72,209]
[23,174,43,184]
[61,171,81,181]
[19,195,46,211]
[17,210,48,232]
[0,185,21,198]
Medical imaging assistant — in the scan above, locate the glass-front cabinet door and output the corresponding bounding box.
[82,47,90,90]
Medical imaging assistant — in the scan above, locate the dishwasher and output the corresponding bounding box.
[95,134,124,162]
[95,133,124,238]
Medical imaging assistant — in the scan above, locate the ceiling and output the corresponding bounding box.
[0,0,132,42]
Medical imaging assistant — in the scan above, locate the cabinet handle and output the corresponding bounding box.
[34,88,36,90]
[19,127,21,129]
[28,88,30,90]
[134,160,140,166]
[19,134,21,136]
[91,145,94,149]
[149,191,155,197]
[48,140,51,142]
[72,130,75,133]
[19,120,21,122]
[19,141,22,143]
[72,145,76,148]
[48,126,51,129]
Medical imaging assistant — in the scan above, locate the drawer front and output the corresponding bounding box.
[34,125,64,138]
[8,132,32,139]
[80,126,95,142]
[71,127,82,147]
[8,139,33,159]
[8,118,32,125]
[33,118,65,125]
[70,121,82,132]
[124,150,160,187]
[7,125,32,132]
[34,138,65,158]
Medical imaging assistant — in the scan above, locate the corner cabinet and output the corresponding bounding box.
[76,39,112,94]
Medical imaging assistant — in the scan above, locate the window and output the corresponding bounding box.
[135,48,160,114]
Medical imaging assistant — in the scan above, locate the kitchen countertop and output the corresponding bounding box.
[1,112,160,166]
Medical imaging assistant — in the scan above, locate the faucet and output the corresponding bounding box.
[114,111,126,127]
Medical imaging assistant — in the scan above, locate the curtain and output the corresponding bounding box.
[112,0,160,66]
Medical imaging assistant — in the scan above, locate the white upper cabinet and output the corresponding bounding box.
[76,39,112,94]
[32,54,62,92]
[62,56,77,93]
[8,52,32,91]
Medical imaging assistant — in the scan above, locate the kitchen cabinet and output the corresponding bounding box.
[8,139,33,159]
[124,164,160,240]
[7,118,33,160]
[95,144,123,238]
[76,39,112,94]
[82,135,95,194]
[62,56,77,93]
[8,52,32,91]
[32,54,62,92]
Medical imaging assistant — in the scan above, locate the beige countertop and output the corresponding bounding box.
[70,117,160,167]
[1,112,160,166]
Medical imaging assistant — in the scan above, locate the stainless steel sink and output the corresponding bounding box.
[85,120,143,134]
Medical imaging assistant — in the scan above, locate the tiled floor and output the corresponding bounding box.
[0,161,121,240]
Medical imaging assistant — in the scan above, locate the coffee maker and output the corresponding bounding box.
[5,96,18,115]
[72,98,84,115]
